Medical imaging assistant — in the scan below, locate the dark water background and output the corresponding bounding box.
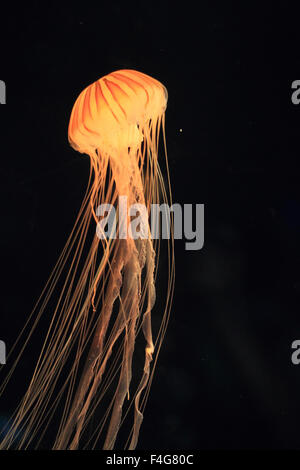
[1,2,300,449]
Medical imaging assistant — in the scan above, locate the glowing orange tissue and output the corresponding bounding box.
[0,70,174,450]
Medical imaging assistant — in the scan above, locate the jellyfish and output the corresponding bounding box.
[0,70,174,449]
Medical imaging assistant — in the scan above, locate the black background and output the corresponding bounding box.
[1,1,300,450]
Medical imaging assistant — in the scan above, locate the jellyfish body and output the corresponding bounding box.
[0,70,174,449]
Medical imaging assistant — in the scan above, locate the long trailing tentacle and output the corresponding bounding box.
[0,107,174,451]
[103,238,144,449]
[54,240,125,449]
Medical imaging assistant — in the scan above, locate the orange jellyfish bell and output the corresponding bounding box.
[68,69,168,158]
